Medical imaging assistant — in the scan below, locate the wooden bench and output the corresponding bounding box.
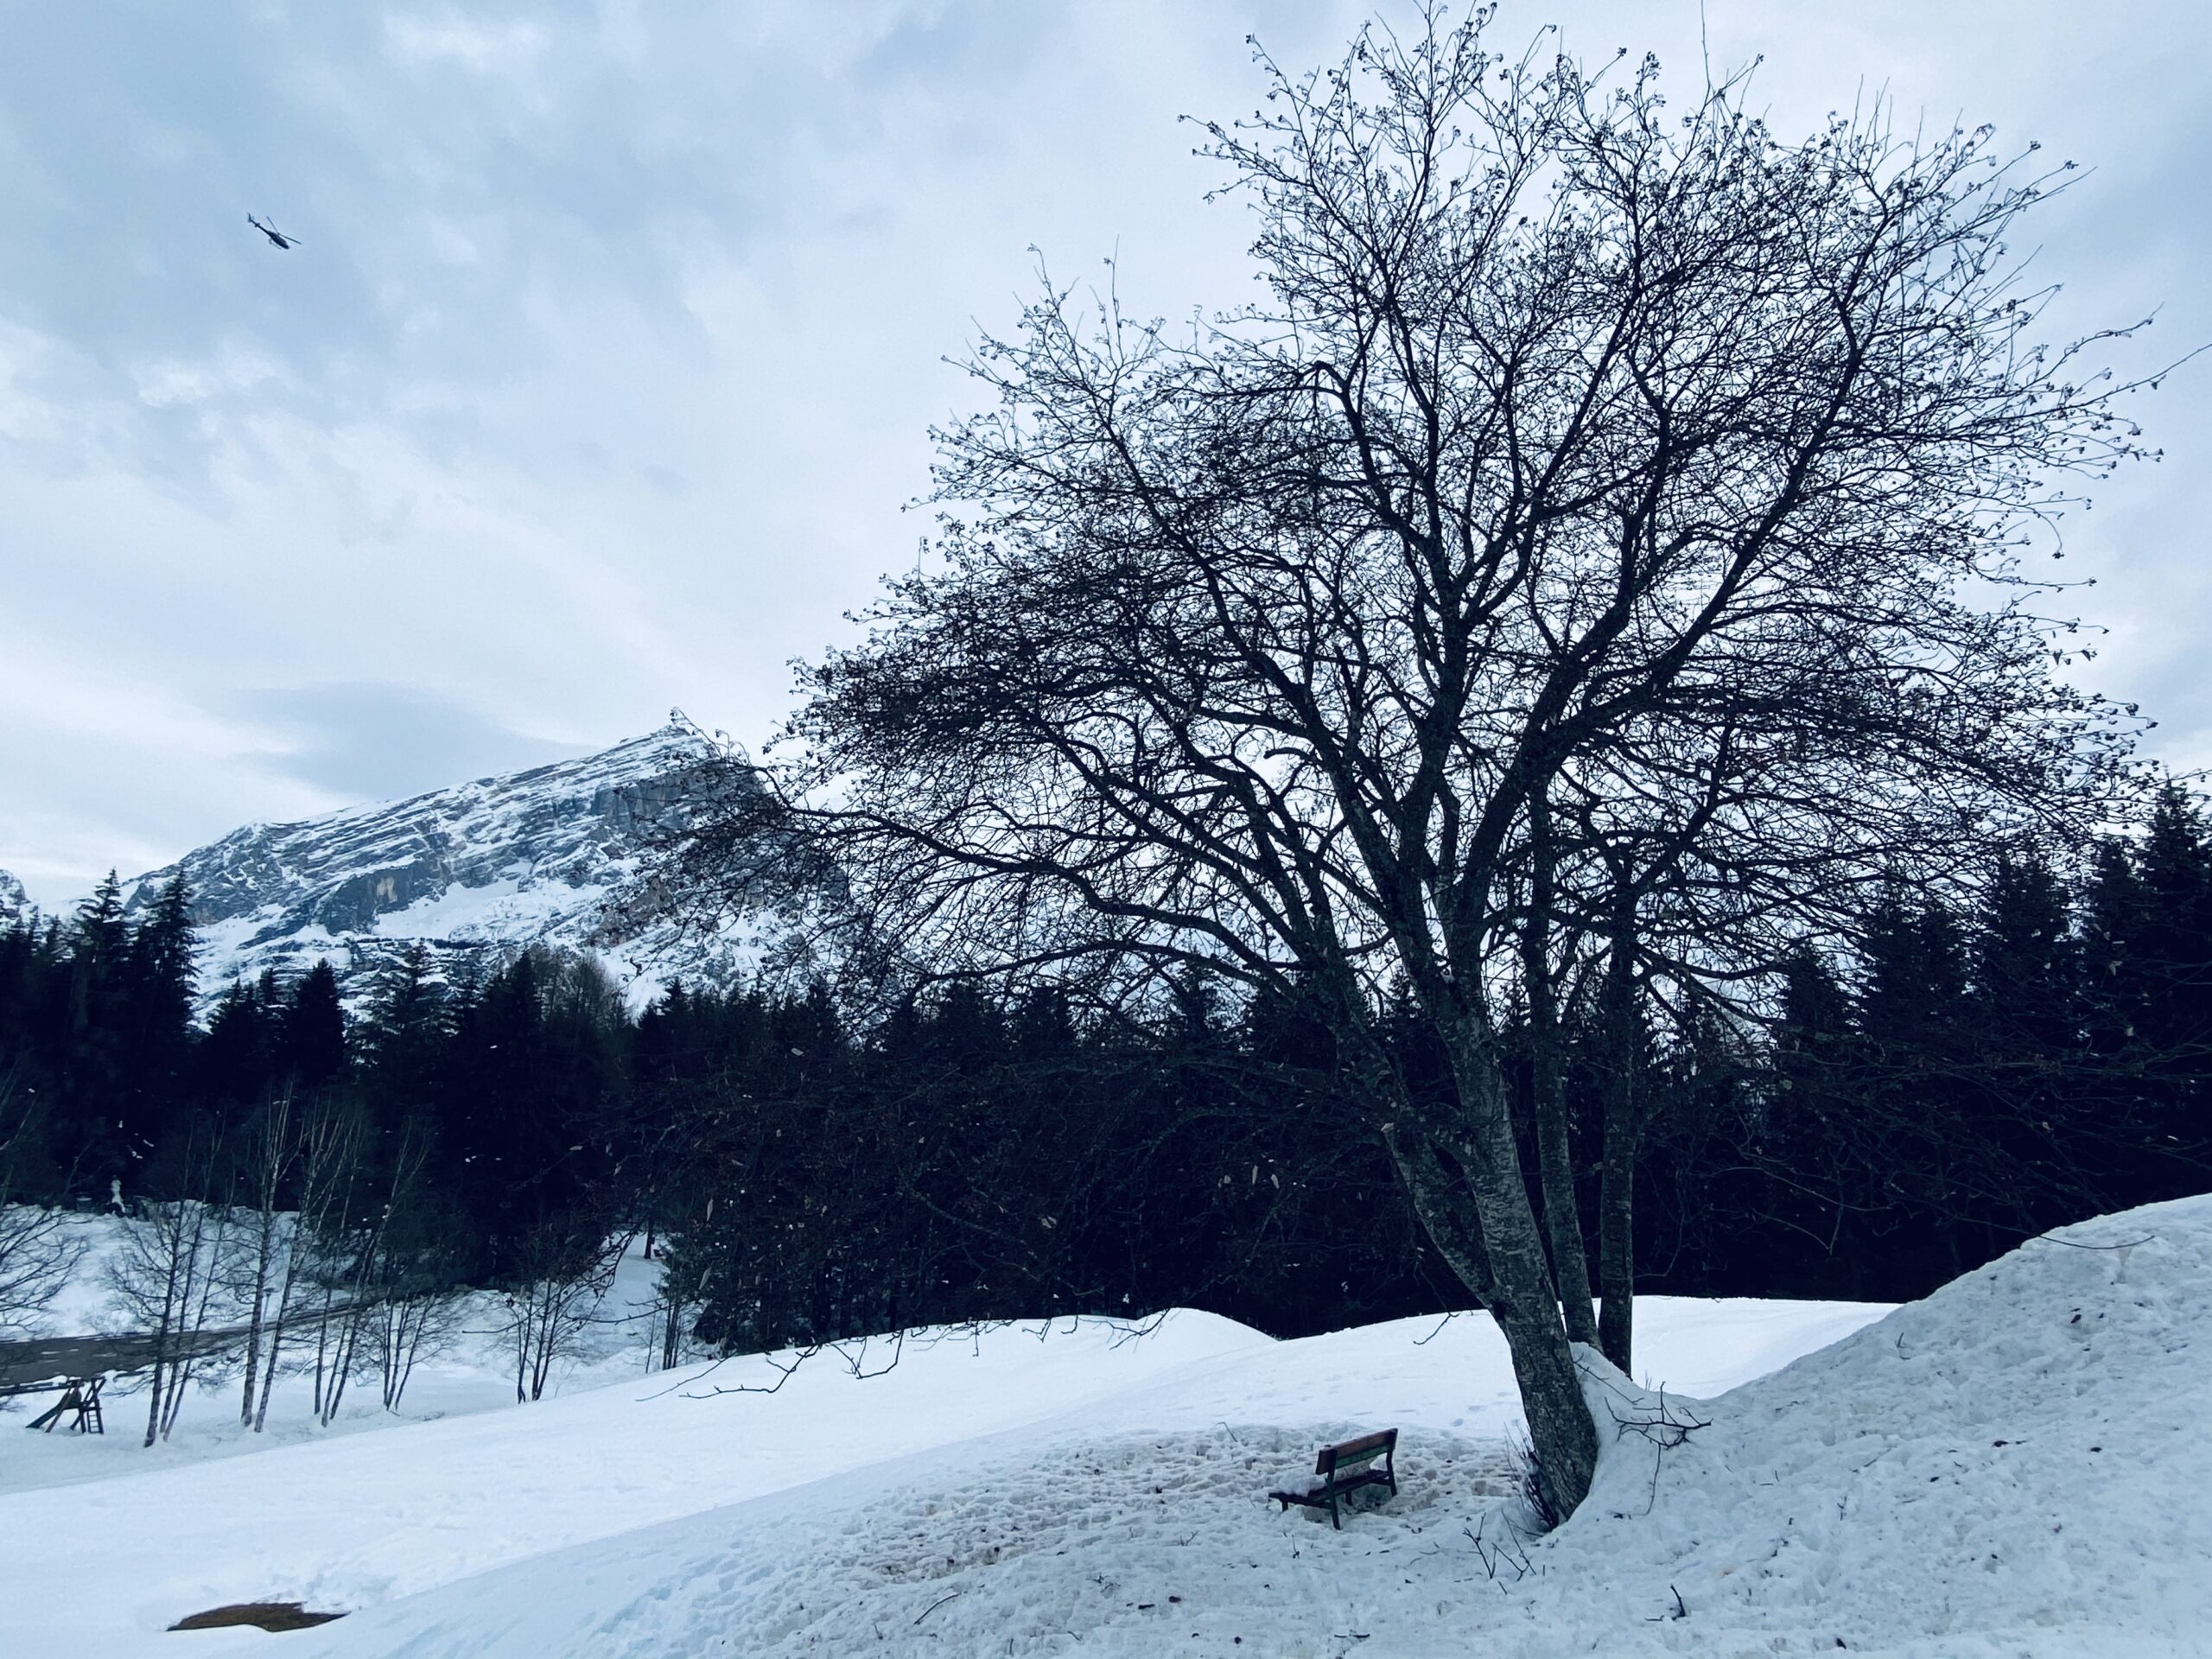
[1268,1427,1398,1529]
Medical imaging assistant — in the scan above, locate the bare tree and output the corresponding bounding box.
[0,1068,82,1338]
[502,1221,631,1402]
[646,1197,718,1373]
[250,1096,360,1433]
[373,1277,465,1413]
[304,1116,435,1430]
[677,11,2153,1518]
[361,1122,468,1414]
[232,1089,297,1426]
[105,1124,238,1446]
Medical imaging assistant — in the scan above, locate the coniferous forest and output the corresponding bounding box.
[4,785,2207,1357]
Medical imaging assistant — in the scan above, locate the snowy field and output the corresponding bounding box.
[0,1217,677,1497]
[3,1198,2206,1657]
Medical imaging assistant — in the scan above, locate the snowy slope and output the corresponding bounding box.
[117,713,798,1005]
[9,1196,2202,1659]
[0,866,24,922]
[1516,1196,2212,1657]
[0,1297,1885,1658]
[276,1198,2200,1659]
[107,1199,2212,1659]
[0,1224,677,1497]
[0,1311,1268,1656]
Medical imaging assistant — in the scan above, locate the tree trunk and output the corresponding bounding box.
[1433,1027,1599,1520]
[1346,969,1596,1521]
[1596,910,1642,1374]
[240,1091,292,1427]
[1377,1120,1493,1301]
[137,1203,190,1448]
[238,1208,275,1427]
[1532,1070,1599,1344]
[253,1222,302,1433]
[142,1352,167,1449]
[1522,804,1599,1345]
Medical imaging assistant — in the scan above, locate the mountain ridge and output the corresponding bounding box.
[119,710,778,1006]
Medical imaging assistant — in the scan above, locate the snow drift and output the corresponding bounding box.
[2,1195,2202,1657]
[281,1198,2209,1659]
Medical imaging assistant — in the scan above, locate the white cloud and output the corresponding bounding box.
[132,341,289,408]
[382,14,550,77]
[2,0,2209,903]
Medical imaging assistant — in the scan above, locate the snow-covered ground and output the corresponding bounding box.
[0,1216,675,1495]
[5,1196,2206,1657]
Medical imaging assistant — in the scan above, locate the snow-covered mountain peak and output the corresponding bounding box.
[122,715,779,1006]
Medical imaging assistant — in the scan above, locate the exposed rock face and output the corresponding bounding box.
[122,712,786,1006]
[0,868,25,925]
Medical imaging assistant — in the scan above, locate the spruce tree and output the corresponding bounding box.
[121,873,198,1153]
[1756,944,1859,1289]
[1972,851,2080,1058]
[2081,836,2146,1063]
[56,873,133,1190]
[2133,789,2212,1071]
[357,945,453,1144]
[198,980,280,1109]
[2129,786,2212,1166]
[281,962,348,1090]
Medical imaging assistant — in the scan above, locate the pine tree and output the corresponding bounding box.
[2133,788,2212,1073]
[1857,883,1971,1068]
[357,945,452,1144]
[120,873,198,1154]
[282,962,348,1091]
[1972,851,2080,1058]
[198,980,280,1109]
[54,873,133,1191]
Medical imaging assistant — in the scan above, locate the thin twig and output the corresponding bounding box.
[914,1590,964,1625]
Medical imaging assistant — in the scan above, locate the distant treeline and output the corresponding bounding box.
[3,789,2209,1347]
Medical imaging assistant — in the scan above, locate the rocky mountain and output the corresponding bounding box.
[123,712,796,1007]
[0,868,24,925]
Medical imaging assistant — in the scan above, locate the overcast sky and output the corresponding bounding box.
[3,1,2209,907]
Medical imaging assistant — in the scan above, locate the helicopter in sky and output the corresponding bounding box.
[246,213,301,251]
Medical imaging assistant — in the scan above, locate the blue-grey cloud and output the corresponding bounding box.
[221,681,588,804]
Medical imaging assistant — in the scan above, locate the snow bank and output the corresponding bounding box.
[219,1300,1878,1659]
[0,1294,1878,1658]
[22,1196,2192,1659]
[1523,1194,2212,1656]
[266,1198,2207,1659]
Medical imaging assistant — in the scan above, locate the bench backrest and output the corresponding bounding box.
[1316,1427,1396,1478]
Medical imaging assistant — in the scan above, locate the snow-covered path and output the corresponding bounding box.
[0,1298,1879,1656]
